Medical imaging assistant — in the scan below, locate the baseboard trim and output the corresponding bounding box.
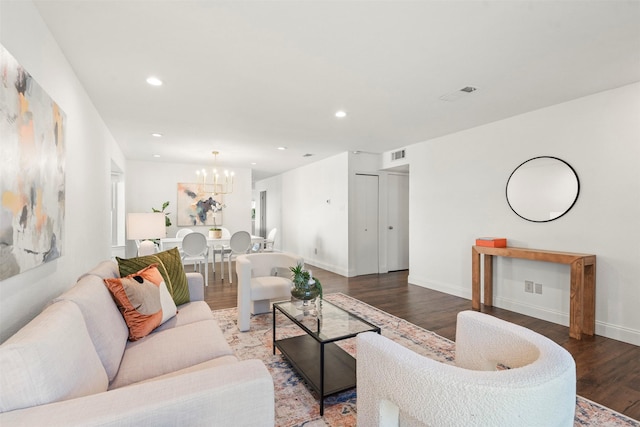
[305,258,350,277]
[409,276,640,346]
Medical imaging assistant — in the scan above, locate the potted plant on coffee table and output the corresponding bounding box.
[290,263,322,309]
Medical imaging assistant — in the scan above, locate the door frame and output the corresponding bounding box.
[350,170,409,276]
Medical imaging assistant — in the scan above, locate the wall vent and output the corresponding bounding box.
[391,149,406,161]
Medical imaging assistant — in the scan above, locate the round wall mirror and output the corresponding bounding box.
[506,156,580,222]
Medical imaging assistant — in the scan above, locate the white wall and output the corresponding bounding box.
[0,1,124,342]
[125,159,253,255]
[408,83,640,345]
[256,153,351,275]
[256,151,393,277]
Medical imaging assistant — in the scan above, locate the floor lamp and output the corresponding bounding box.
[126,212,166,256]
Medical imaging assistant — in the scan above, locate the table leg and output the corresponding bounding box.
[320,343,325,416]
[220,246,225,282]
[272,306,276,355]
[483,254,493,307]
[583,261,596,336]
[472,247,481,310]
[569,259,584,339]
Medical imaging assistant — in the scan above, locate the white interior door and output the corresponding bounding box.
[387,173,409,271]
[355,174,379,275]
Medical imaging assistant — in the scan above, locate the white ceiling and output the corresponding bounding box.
[33,0,640,181]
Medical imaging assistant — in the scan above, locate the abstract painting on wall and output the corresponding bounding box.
[176,183,224,227]
[0,44,66,281]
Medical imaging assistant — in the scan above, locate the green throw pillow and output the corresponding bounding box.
[116,247,190,306]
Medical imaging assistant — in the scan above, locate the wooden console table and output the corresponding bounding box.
[471,246,596,340]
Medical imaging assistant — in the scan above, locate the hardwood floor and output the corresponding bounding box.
[203,262,640,421]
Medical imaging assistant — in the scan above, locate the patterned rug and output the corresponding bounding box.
[211,293,639,427]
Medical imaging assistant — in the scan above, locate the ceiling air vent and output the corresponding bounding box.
[391,149,406,161]
[439,86,479,102]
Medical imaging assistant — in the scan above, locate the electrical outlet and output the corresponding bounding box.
[314,248,318,255]
[535,283,543,294]
[525,280,534,293]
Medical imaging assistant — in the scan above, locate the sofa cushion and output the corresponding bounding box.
[0,300,108,413]
[109,319,233,389]
[54,266,129,382]
[117,247,190,305]
[137,355,239,384]
[153,301,214,333]
[105,264,178,341]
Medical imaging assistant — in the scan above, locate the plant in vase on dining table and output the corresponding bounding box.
[209,218,222,239]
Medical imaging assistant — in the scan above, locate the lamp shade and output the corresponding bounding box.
[126,213,166,240]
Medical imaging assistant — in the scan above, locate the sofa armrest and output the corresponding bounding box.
[186,272,204,301]
[0,359,274,427]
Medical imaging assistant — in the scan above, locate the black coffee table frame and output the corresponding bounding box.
[272,300,380,415]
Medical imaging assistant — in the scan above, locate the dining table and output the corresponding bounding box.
[160,234,265,282]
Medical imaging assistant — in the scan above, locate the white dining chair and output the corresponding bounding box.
[224,231,252,283]
[181,232,209,286]
[173,228,193,257]
[263,228,278,252]
[212,227,231,278]
[175,228,193,239]
[135,239,157,256]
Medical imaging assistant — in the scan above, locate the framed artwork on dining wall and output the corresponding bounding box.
[176,183,224,226]
[0,44,66,281]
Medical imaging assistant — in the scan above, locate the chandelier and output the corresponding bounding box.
[195,151,234,197]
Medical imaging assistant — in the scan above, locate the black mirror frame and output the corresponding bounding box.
[505,156,580,223]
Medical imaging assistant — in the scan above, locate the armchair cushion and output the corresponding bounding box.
[117,247,190,305]
[270,266,291,278]
[251,276,292,301]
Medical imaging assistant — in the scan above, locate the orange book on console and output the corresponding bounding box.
[475,237,507,248]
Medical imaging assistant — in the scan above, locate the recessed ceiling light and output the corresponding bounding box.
[153,154,161,158]
[251,162,257,165]
[146,76,163,86]
[151,133,163,137]
[335,110,347,118]
[277,147,287,150]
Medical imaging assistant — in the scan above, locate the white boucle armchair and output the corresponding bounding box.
[235,252,303,332]
[356,310,576,427]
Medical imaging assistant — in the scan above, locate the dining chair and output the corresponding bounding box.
[180,232,209,286]
[175,228,193,239]
[136,239,157,256]
[263,228,278,252]
[211,227,231,278]
[224,231,252,283]
[173,228,193,257]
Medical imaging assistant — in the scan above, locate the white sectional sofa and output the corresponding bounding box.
[0,260,274,426]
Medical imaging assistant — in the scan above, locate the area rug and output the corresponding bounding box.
[211,293,639,427]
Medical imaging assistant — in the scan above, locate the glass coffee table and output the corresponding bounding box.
[272,299,380,415]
